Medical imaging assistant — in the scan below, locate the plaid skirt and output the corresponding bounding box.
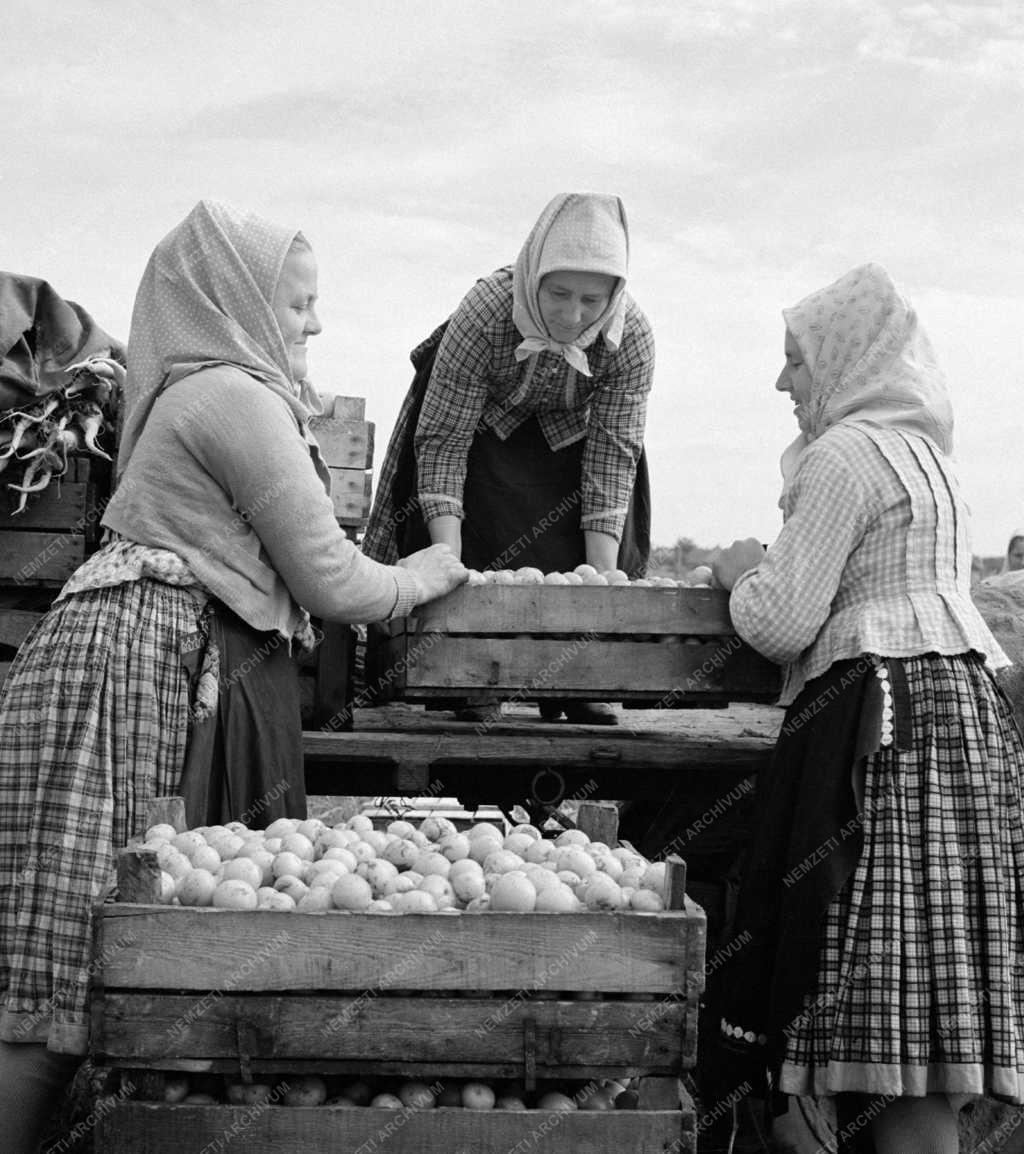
[780,653,1024,1101]
[0,581,196,1054]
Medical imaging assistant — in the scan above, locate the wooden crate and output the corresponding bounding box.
[310,400,374,529]
[367,584,780,707]
[0,455,110,587]
[96,1096,694,1153]
[92,801,702,1152]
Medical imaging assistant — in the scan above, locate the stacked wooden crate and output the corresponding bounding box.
[300,395,375,729]
[368,582,781,710]
[0,454,112,688]
[92,802,704,1153]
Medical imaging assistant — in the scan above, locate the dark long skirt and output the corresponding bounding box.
[714,651,1024,1103]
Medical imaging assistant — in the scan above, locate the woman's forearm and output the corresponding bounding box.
[427,514,462,557]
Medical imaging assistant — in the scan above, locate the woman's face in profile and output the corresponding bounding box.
[776,330,814,432]
[1008,538,1024,572]
[272,245,322,381]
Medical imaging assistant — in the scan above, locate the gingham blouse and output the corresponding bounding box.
[730,422,1008,705]
[414,268,654,540]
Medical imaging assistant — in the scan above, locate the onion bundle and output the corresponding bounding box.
[0,356,123,514]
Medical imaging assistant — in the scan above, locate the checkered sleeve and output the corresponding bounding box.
[729,434,874,664]
[414,281,499,522]
[579,304,654,538]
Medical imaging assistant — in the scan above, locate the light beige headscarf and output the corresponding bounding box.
[117,199,321,476]
[779,263,954,503]
[511,192,629,379]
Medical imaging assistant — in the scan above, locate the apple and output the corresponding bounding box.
[462,1082,496,1110]
[283,1076,328,1107]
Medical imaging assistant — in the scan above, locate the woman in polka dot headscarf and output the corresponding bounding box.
[0,200,466,1152]
[711,265,1024,1151]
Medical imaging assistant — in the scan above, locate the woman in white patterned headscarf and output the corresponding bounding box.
[0,201,466,1153]
[363,192,655,725]
[711,265,1024,1152]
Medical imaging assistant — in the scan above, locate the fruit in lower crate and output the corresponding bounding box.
[543,571,570,585]
[225,1081,274,1105]
[600,568,630,585]
[577,1085,617,1110]
[497,1094,528,1109]
[489,873,537,912]
[339,1080,373,1106]
[182,1092,218,1104]
[582,873,626,911]
[212,879,258,910]
[331,873,373,911]
[161,1073,190,1103]
[175,868,217,907]
[537,1091,577,1111]
[389,890,438,913]
[220,857,264,890]
[513,566,544,584]
[397,1080,437,1109]
[284,1076,328,1107]
[630,889,665,912]
[462,1082,496,1110]
[371,1093,404,1109]
[534,884,580,912]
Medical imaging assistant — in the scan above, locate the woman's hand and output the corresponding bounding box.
[712,538,766,592]
[397,543,469,605]
[584,530,620,574]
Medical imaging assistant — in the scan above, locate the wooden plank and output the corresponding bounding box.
[319,394,366,420]
[0,481,88,528]
[95,993,687,1075]
[0,531,86,584]
[576,801,619,846]
[309,418,374,469]
[97,1101,686,1154]
[407,584,737,635]
[302,728,774,776]
[0,608,45,648]
[377,635,779,699]
[95,906,703,994]
[329,467,373,523]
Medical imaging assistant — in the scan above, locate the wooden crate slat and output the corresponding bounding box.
[0,608,45,648]
[95,907,701,994]
[96,993,687,1074]
[0,530,86,584]
[309,418,374,469]
[0,481,88,528]
[329,467,372,523]
[319,394,366,420]
[96,1101,690,1154]
[376,634,778,698]
[408,584,736,635]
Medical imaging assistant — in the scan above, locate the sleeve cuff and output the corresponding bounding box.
[419,494,464,522]
[580,513,625,539]
[387,567,420,619]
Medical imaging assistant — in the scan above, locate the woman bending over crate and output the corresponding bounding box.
[362,191,655,725]
[709,263,1024,1153]
[0,200,466,1153]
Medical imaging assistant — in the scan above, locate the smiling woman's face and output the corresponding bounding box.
[272,244,321,381]
[775,329,814,431]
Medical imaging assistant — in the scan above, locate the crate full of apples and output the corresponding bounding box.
[91,800,704,1153]
[367,565,780,707]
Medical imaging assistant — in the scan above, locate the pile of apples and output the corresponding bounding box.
[465,563,713,588]
[149,1071,633,1112]
[138,814,671,915]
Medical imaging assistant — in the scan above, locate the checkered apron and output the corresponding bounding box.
[781,653,1024,1102]
[0,580,196,1053]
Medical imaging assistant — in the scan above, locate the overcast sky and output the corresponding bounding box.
[5,0,1022,555]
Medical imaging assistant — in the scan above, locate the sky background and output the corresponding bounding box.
[5,0,1023,556]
